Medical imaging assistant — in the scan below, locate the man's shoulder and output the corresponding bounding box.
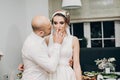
[23,34,37,47]
[24,34,44,46]
[24,34,34,43]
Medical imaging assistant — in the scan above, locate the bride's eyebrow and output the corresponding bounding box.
[60,21,65,24]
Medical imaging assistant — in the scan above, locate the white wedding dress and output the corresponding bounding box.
[48,33,76,80]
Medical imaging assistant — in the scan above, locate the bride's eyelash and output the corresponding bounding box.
[53,22,57,24]
[53,21,65,25]
[60,22,65,24]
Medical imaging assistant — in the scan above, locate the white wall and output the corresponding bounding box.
[49,0,120,22]
[0,0,48,79]
[25,0,49,34]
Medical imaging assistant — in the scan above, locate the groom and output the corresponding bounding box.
[21,15,64,80]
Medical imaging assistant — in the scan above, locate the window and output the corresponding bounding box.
[70,23,87,48]
[90,21,115,48]
[70,21,116,48]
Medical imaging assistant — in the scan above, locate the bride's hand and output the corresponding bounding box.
[53,29,65,44]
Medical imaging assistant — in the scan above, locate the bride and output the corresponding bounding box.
[46,10,82,80]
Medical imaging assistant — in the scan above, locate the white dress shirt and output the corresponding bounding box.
[21,32,61,80]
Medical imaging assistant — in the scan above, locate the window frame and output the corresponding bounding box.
[70,21,118,48]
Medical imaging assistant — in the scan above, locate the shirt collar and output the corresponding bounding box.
[31,32,45,43]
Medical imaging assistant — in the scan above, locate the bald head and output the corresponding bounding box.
[31,15,51,37]
[31,15,50,32]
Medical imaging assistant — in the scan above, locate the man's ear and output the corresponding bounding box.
[39,30,44,37]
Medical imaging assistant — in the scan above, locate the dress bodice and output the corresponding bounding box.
[48,34,73,66]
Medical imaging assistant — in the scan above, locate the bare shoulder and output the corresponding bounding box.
[73,36,79,42]
[72,36,80,51]
[72,36,80,47]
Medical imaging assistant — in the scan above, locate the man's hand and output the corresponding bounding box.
[69,58,73,67]
[18,64,24,72]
